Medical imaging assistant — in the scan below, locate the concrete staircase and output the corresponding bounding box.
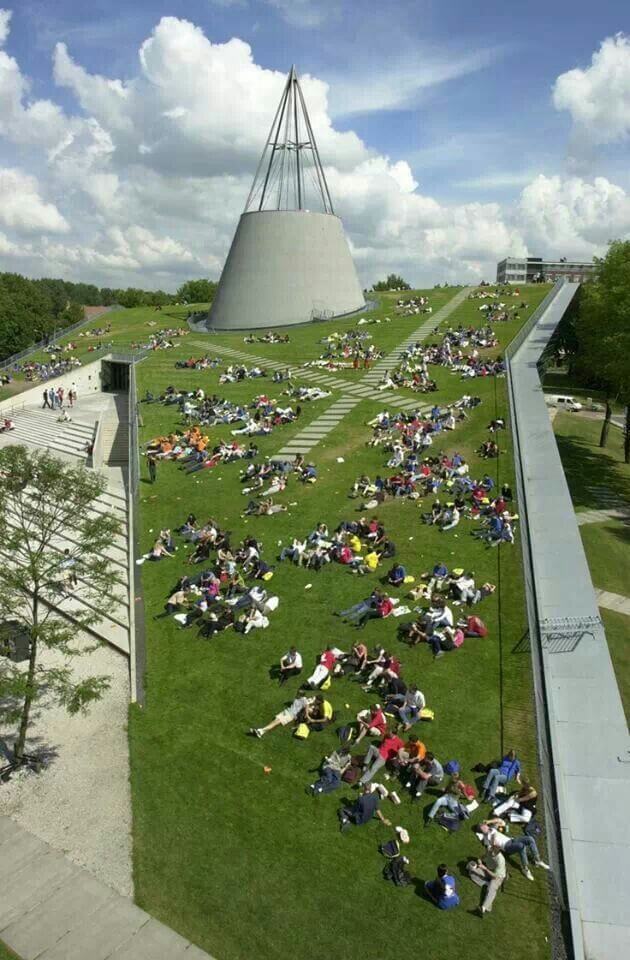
[3,480,130,655]
[1,409,94,461]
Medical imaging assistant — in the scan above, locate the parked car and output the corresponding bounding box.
[544,394,583,411]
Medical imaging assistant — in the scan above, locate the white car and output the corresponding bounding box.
[544,394,583,412]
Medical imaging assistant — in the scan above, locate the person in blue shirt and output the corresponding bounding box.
[482,750,522,803]
[387,563,407,587]
[425,864,460,910]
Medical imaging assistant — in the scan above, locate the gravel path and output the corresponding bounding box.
[0,633,133,896]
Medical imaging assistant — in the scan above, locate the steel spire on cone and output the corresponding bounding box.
[245,66,334,215]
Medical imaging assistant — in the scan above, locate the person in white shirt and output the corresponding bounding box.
[477,821,549,881]
[278,647,303,685]
[466,847,507,915]
[398,685,426,730]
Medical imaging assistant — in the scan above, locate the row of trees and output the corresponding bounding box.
[0,273,219,362]
[372,274,411,291]
[565,241,630,461]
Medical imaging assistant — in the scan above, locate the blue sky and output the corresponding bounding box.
[1,0,629,288]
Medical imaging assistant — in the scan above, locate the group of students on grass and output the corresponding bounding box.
[249,637,549,914]
[138,290,549,916]
[149,519,282,635]
[175,355,223,370]
[395,295,432,316]
[243,331,290,344]
[377,324,501,393]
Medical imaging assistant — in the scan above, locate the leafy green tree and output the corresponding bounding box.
[176,278,218,303]
[372,274,411,291]
[574,241,630,457]
[0,447,123,763]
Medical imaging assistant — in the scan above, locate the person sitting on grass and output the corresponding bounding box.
[481,749,521,804]
[395,684,426,730]
[359,731,405,785]
[351,548,380,576]
[363,651,401,690]
[346,640,368,674]
[310,749,352,795]
[424,864,460,910]
[426,775,476,824]
[307,695,334,732]
[391,734,427,778]
[278,646,303,685]
[466,846,507,916]
[408,752,445,799]
[338,784,392,832]
[355,703,388,744]
[428,624,465,659]
[250,695,314,738]
[387,562,407,587]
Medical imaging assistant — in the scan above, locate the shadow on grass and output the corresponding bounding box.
[554,431,630,509]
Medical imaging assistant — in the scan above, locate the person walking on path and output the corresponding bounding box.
[148,453,157,483]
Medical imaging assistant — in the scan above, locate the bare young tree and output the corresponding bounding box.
[0,445,123,765]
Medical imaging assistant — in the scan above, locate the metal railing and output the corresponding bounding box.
[505,280,565,360]
[0,306,122,370]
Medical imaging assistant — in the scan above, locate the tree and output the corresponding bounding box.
[574,241,630,456]
[176,278,218,303]
[0,447,123,764]
[372,274,411,291]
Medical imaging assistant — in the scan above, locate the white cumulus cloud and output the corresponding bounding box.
[0,168,69,233]
[553,34,630,145]
[0,13,628,289]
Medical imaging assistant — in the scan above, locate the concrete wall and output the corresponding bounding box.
[207,210,365,330]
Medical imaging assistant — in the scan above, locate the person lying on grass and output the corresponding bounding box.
[303,646,345,689]
[250,695,315,739]
[476,821,549,881]
[338,784,393,832]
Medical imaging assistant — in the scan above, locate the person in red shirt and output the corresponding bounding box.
[356,594,394,630]
[355,704,388,744]
[304,646,339,688]
[359,732,405,784]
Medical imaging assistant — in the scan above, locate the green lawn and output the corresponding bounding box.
[601,610,630,726]
[123,284,553,960]
[552,411,630,722]
[0,302,210,403]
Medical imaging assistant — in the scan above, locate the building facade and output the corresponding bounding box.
[496,256,596,284]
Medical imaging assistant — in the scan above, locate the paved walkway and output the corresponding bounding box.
[595,588,630,616]
[272,396,361,458]
[576,506,630,525]
[0,815,212,959]
[360,286,474,386]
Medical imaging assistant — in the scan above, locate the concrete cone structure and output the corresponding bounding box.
[206,67,365,331]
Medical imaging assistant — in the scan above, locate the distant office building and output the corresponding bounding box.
[496,256,596,284]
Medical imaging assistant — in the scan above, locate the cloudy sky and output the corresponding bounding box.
[0,0,629,290]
